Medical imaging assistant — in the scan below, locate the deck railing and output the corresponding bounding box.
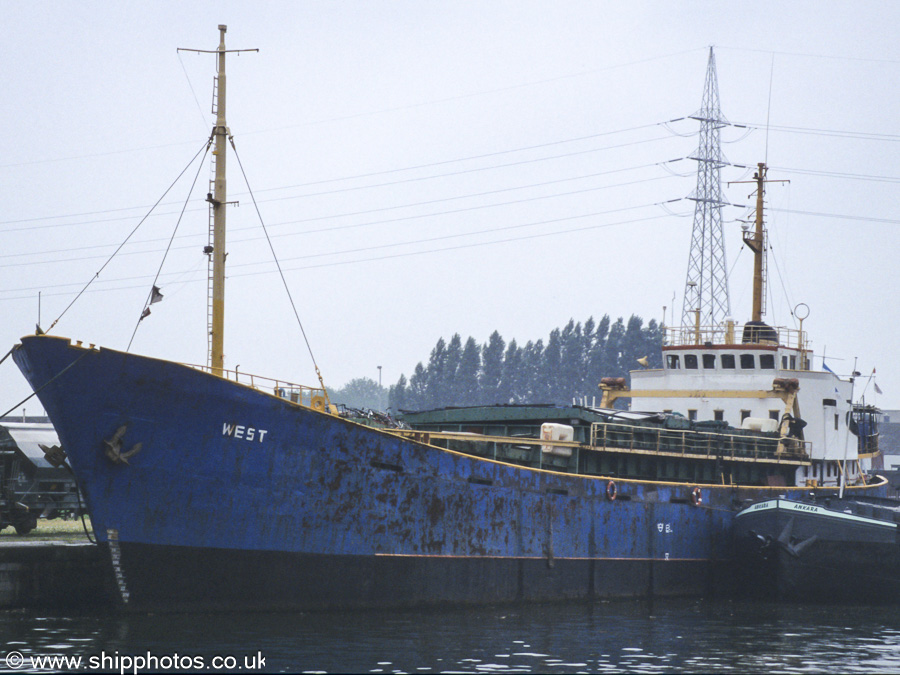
[665,322,808,352]
[589,420,809,462]
[388,423,810,466]
[185,363,326,406]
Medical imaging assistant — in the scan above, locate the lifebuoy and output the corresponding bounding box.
[606,480,617,501]
[691,486,702,506]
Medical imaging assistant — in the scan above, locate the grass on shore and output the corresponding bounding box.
[0,516,94,541]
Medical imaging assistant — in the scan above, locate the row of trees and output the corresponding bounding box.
[386,315,663,412]
[326,377,388,412]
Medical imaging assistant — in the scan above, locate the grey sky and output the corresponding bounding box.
[2,1,898,413]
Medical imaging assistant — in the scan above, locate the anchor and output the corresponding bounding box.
[102,425,142,465]
[39,443,67,468]
[775,517,818,558]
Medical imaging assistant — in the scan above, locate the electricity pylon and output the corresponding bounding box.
[680,47,731,329]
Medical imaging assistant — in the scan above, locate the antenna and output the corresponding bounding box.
[765,54,775,165]
[681,47,731,330]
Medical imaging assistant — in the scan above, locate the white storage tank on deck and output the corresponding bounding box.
[742,417,779,433]
[541,422,575,457]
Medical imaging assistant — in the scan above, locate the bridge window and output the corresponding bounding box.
[769,410,780,421]
[714,410,724,421]
[688,409,698,421]
[685,354,698,369]
[740,410,751,422]
[666,354,680,369]
[721,354,736,369]
[703,354,716,369]
[740,354,755,369]
[760,354,775,369]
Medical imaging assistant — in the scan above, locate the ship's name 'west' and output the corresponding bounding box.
[222,423,268,442]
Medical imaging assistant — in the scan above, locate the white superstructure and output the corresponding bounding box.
[600,163,879,489]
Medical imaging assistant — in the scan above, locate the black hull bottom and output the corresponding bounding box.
[734,499,900,603]
[735,538,900,603]
[105,542,725,612]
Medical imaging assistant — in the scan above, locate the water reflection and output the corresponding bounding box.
[1,599,900,673]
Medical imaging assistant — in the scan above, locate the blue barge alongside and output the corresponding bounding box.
[10,29,886,611]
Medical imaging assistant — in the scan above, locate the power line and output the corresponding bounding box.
[717,45,900,66]
[0,207,676,301]
[733,122,900,143]
[0,170,681,271]
[237,48,706,135]
[770,166,900,184]
[7,116,900,233]
[771,207,900,225]
[0,128,680,233]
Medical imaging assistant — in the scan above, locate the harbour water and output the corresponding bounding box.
[2,598,900,673]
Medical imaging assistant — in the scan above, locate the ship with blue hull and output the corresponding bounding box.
[13,333,880,611]
[9,31,887,611]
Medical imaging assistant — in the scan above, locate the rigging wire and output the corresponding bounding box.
[126,137,212,351]
[177,51,212,132]
[43,138,213,335]
[228,137,332,403]
[767,242,796,328]
[0,349,93,420]
[724,242,746,288]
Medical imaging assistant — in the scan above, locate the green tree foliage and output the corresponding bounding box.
[456,337,481,406]
[500,339,522,404]
[328,377,388,410]
[480,331,505,405]
[424,337,448,409]
[388,374,408,412]
[388,315,664,412]
[445,334,463,404]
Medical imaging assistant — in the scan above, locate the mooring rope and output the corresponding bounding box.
[0,348,93,420]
